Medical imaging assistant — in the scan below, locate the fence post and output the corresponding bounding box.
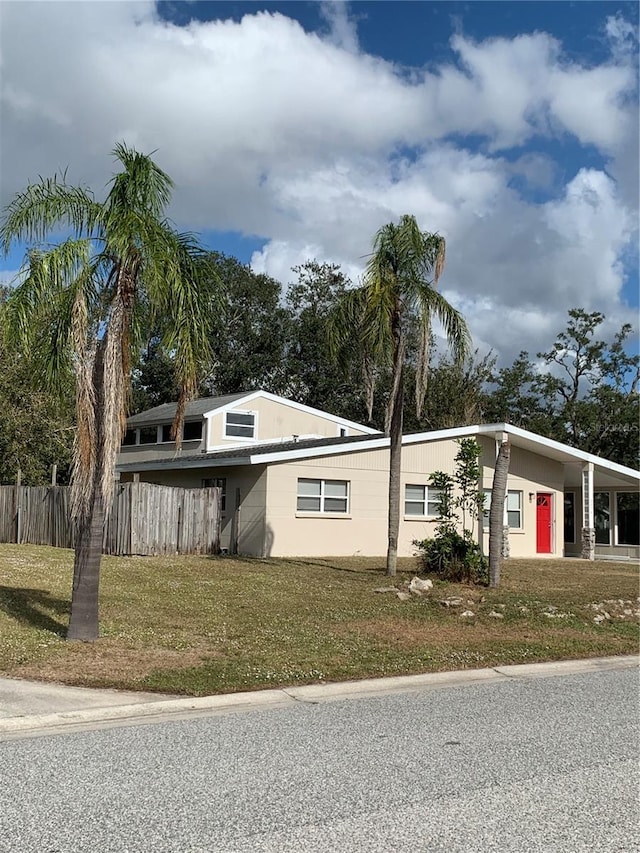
[15,468,22,544]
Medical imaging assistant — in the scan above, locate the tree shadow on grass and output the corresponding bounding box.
[0,586,69,637]
[205,554,394,577]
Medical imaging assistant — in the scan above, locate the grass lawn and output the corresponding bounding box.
[0,544,637,696]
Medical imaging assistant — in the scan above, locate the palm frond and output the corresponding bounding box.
[157,239,221,449]
[3,239,96,385]
[107,143,174,222]
[0,177,100,255]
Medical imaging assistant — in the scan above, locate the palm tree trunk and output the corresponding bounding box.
[386,325,405,577]
[67,489,104,640]
[67,339,107,641]
[489,438,510,588]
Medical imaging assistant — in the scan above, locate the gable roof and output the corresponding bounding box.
[127,392,248,427]
[126,389,380,434]
[117,421,640,487]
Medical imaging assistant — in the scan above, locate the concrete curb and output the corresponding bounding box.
[1,655,637,739]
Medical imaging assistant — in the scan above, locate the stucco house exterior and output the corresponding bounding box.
[116,391,640,561]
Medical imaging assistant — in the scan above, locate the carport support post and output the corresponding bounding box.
[581,463,595,560]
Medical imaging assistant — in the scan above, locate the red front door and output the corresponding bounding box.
[536,493,553,553]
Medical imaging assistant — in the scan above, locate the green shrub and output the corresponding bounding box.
[413,532,488,585]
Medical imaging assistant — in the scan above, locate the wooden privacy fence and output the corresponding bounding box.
[0,482,221,556]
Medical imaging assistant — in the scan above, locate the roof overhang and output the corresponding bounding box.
[116,422,640,488]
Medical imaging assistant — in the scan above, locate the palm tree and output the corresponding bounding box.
[1,144,218,640]
[489,437,510,588]
[332,214,470,576]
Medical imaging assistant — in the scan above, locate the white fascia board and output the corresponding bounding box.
[201,393,255,419]
[482,424,640,480]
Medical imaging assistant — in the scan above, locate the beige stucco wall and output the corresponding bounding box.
[480,440,565,558]
[263,440,471,558]
[263,438,569,559]
[119,435,637,560]
[206,397,370,450]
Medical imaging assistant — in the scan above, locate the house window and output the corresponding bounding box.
[507,491,522,529]
[616,492,639,546]
[161,421,203,443]
[404,484,441,517]
[483,489,523,529]
[122,429,136,446]
[183,421,203,441]
[297,478,349,513]
[338,427,349,437]
[225,411,255,439]
[203,477,226,512]
[594,492,610,545]
[564,493,575,544]
[139,426,158,445]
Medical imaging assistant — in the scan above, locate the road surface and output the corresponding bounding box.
[1,666,638,852]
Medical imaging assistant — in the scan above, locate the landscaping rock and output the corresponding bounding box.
[460,610,475,618]
[439,597,464,608]
[396,591,412,601]
[489,611,504,619]
[409,577,434,595]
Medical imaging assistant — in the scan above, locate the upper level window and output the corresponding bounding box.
[122,429,136,446]
[297,478,349,513]
[225,410,255,439]
[404,484,441,517]
[160,422,203,443]
[139,426,158,445]
[182,421,203,441]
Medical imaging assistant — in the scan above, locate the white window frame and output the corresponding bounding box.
[483,489,523,530]
[404,484,441,518]
[296,478,350,514]
[159,421,203,444]
[138,425,160,445]
[224,409,257,441]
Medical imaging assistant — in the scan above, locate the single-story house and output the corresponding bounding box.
[117,390,640,560]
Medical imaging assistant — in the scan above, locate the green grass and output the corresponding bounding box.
[0,544,637,695]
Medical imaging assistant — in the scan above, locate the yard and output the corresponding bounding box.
[0,544,637,696]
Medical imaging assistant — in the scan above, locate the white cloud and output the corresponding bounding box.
[0,1,637,366]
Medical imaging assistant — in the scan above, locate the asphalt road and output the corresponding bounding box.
[1,667,638,852]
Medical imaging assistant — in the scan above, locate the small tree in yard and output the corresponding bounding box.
[414,438,487,584]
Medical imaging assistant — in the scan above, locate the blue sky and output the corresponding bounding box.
[1,1,638,362]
